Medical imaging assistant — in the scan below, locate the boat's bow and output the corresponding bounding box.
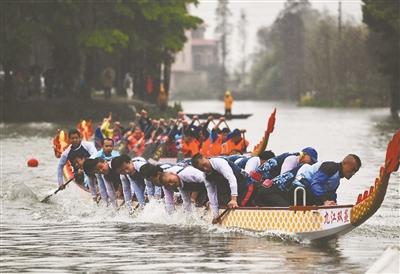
[350,130,400,227]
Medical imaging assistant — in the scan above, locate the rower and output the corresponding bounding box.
[249,150,313,183]
[181,132,200,158]
[137,109,151,132]
[236,150,276,173]
[69,152,92,192]
[221,128,248,155]
[291,154,362,206]
[83,158,118,207]
[254,154,361,207]
[279,147,318,175]
[93,138,120,160]
[208,117,230,156]
[89,138,121,203]
[192,153,255,211]
[57,129,97,189]
[140,163,173,186]
[111,155,162,209]
[158,165,217,216]
[127,126,145,155]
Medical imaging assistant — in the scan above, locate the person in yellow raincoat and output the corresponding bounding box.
[224,90,233,118]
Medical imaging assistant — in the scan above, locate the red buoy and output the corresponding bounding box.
[27,158,39,167]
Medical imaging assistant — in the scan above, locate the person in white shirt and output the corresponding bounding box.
[57,129,97,189]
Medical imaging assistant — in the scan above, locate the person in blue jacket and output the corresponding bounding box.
[291,154,362,206]
[254,154,361,207]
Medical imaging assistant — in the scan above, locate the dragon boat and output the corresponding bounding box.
[52,115,400,242]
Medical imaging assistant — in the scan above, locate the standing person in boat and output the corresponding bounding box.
[224,90,233,119]
[254,154,361,207]
[157,165,218,217]
[191,153,255,210]
[111,155,162,209]
[250,148,318,183]
[57,129,97,189]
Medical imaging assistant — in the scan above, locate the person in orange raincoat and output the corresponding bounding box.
[224,90,233,118]
[221,128,249,155]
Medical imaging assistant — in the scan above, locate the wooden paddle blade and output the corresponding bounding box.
[214,208,230,224]
[40,192,55,203]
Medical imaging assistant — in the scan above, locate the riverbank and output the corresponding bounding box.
[1,97,182,123]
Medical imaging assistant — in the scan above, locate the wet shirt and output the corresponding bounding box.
[280,155,300,175]
[163,165,219,217]
[208,158,238,196]
[57,141,97,186]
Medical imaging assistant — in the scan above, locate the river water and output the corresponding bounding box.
[1,100,399,273]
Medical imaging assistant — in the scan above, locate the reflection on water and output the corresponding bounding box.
[1,101,399,273]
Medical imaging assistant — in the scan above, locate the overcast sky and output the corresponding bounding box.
[191,0,363,70]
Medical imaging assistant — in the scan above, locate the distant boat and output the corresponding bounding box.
[186,112,252,120]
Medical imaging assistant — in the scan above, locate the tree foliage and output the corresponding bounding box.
[0,0,202,103]
[249,0,391,108]
[362,0,399,119]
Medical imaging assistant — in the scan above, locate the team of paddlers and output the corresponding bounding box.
[56,110,362,223]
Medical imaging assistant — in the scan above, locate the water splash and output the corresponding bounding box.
[8,183,39,202]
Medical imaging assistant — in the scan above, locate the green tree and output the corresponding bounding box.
[362,0,400,119]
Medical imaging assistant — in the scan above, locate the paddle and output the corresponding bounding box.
[223,120,231,131]
[242,131,247,153]
[41,175,76,203]
[149,120,181,161]
[212,208,231,224]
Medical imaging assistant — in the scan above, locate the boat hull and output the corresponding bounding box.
[218,205,355,241]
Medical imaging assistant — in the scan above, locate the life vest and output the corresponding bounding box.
[200,138,212,157]
[271,165,302,192]
[67,144,90,166]
[181,139,200,158]
[127,132,145,155]
[236,156,251,169]
[257,152,298,180]
[208,135,223,156]
[221,138,249,155]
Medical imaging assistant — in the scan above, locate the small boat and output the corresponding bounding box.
[185,112,252,120]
